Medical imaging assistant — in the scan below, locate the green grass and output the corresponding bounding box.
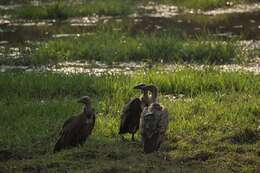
[0,0,30,5]
[1,68,259,99]
[4,0,136,19]
[150,0,259,10]
[1,0,259,20]
[0,69,259,172]
[175,0,227,9]
[30,32,245,65]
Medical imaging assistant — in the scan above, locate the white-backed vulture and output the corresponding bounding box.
[54,96,95,153]
[119,84,150,141]
[140,85,169,153]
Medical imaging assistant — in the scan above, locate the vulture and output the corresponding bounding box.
[53,96,95,153]
[119,84,150,141]
[140,85,169,153]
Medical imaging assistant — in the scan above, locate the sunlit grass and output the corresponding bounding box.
[151,0,259,10]
[1,0,258,11]
[30,32,244,65]
[1,68,259,99]
[7,0,135,19]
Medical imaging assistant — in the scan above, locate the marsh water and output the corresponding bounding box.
[0,3,260,74]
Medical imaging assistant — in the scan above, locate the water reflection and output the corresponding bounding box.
[0,60,259,75]
[140,2,260,16]
[202,3,260,15]
[0,61,143,75]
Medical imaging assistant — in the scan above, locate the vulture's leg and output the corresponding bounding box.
[131,133,135,141]
[120,135,126,142]
[156,137,163,151]
[141,136,144,145]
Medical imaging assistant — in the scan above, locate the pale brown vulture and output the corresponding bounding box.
[119,84,151,141]
[53,96,95,153]
[140,85,169,153]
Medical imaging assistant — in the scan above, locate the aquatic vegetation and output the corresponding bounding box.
[153,0,259,10]
[0,0,28,5]
[1,0,259,20]
[8,0,136,19]
[0,69,259,172]
[31,32,245,65]
[162,0,227,10]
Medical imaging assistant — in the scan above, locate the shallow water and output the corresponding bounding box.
[1,10,260,43]
[0,3,260,67]
[129,12,260,40]
[0,61,143,75]
[1,59,259,75]
[0,17,100,43]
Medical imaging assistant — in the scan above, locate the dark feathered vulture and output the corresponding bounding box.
[140,85,169,153]
[119,84,150,141]
[53,96,95,153]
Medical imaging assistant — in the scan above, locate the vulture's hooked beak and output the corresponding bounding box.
[143,85,157,92]
[77,96,91,105]
[143,85,158,102]
[77,99,84,103]
[133,83,146,90]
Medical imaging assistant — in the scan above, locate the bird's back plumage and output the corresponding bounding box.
[54,109,95,153]
[119,98,142,135]
[140,103,168,153]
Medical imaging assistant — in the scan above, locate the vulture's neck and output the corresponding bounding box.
[83,104,92,114]
[141,90,150,106]
[151,88,158,103]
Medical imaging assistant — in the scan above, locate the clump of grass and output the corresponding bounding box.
[168,0,226,10]
[0,0,29,5]
[15,3,69,19]
[151,0,259,10]
[12,0,135,19]
[31,32,244,65]
[228,128,259,144]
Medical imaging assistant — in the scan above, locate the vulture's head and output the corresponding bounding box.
[143,85,158,102]
[78,96,91,105]
[133,83,146,91]
[143,85,158,92]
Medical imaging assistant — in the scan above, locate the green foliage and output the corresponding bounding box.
[1,0,258,11]
[0,0,30,5]
[168,0,227,9]
[151,0,259,10]
[31,32,244,65]
[2,0,258,20]
[1,69,259,99]
[12,0,135,19]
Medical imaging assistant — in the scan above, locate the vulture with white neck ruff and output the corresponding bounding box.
[140,85,169,153]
